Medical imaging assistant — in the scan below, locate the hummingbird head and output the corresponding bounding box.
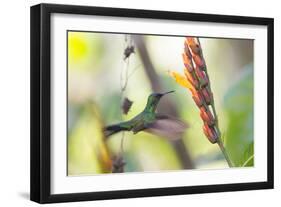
[150,90,175,99]
[145,91,175,112]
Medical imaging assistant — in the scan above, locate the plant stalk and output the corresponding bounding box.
[217,138,233,167]
[210,95,233,167]
[199,37,233,168]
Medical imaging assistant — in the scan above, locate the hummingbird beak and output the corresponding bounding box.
[161,90,175,96]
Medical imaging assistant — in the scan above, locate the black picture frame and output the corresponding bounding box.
[30,3,274,204]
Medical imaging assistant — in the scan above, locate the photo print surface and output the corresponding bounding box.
[67,31,254,176]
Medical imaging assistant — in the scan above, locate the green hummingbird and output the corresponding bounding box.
[104,91,188,140]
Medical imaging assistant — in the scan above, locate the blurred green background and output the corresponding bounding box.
[67,32,254,175]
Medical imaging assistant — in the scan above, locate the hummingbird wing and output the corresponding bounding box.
[144,114,188,140]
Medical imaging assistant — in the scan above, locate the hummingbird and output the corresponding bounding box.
[104,91,188,140]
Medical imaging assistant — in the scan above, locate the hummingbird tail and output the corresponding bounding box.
[104,124,128,138]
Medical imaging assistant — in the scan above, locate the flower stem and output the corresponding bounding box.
[217,138,233,167]
[185,38,234,168]
[211,102,233,167]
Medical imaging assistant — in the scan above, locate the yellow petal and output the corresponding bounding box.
[168,70,194,90]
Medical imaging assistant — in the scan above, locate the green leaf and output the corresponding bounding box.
[223,65,254,167]
[241,142,254,166]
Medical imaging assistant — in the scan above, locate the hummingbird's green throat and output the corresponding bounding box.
[104,90,187,140]
[144,90,174,113]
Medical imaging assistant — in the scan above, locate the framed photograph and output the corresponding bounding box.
[30,3,274,203]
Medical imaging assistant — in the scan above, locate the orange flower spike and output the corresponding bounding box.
[182,53,194,72]
[193,54,205,69]
[184,42,192,58]
[203,124,218,144]
[186,38,206,70]
[205,109,215,126]
[195,67,208,86]
[203,124,211,139]
[186,38,201,56]
[200,107,209,123]
[192,91,204,107]
[201,87,213,105]
[203,124,212,136]
[186,38,201,55]
[184,69,199,89]
[200,107,215,126]
[185,37,197,47]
